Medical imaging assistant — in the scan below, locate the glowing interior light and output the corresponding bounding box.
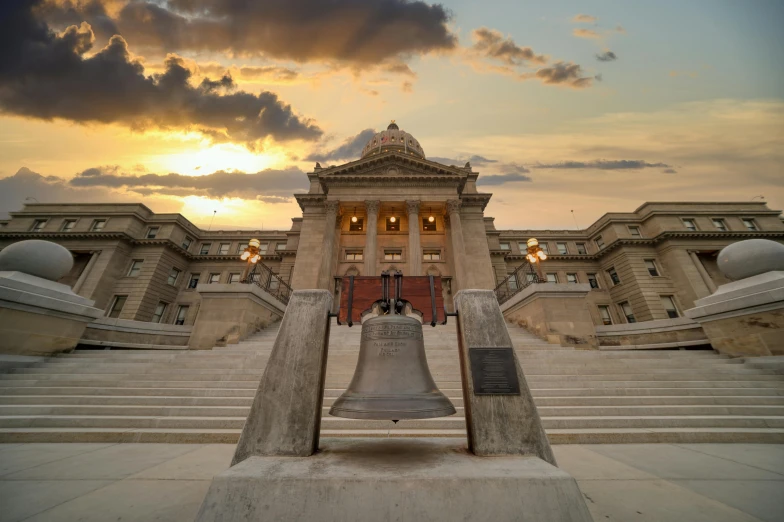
[390,216,396,223]
[428,215,435,222]
[351,216,358,223]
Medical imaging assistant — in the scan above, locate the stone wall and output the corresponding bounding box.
[595,317,709,349]
[80,317,192,349]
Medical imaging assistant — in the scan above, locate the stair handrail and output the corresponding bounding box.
[494,260,541,305]
[242,261,292,305]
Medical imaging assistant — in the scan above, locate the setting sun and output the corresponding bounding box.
[158,143,286,176]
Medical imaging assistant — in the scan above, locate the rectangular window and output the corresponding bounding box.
[594,236,605,249]
[499,242,510,251]
[228,273,241,284]
[742,218,759,231]
[167,267,181,286]
[218,243,230,255]
[607,267,620,285]
[546,273,558,283]
[628,226,642,238]
[182,236,193,250]
[682,218,697,231]
[107,295,127,318]
[423,250,441,261]
[345,250,363,261]
[385,217,400,231]
[619,301,636,323]
[61,219,77,232]
[187,273,200,289]
[146,227,159,239]
[517,242,527,253]
[127,260,143,277]
[237,242,249,254]
[712,218,727,231]
[91,219,106,231]
[661,295,680,318]
[276,242,287,251]
[422,217,437,231]
[539,243,550,255]
[152,302,168,323]
[174,305,189,326]
[258,243,269,253]
[576,243,587,255]
[384,250,402,261]
[31,219,47,231]
[556,242,568,255]
[525,273,536,283]
[598,305,613,325]
[566,273,578,284]
[587,273,600,289]
[645,260,660,277]
[199,243,211,255]
[349,218,364,232]
[208,273,221,284]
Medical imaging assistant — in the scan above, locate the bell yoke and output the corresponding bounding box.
[329,271,456,421]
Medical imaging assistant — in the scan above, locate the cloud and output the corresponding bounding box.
[662,168,678,174]
[68,165,309,200]
[525,62,593,88]
[40,0,457,66]
[429,155,499,166]
[0,1,322,147]
[596,51,617,62]
[534,160,671,170]
[476,172,532,186]
[470,28,547,66]
[573,14,597,23]
[306,129,377,162]
[573,28,601,39]
[401,81,414,93]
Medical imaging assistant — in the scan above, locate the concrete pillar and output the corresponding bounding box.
[689,251,718,293]
[72,250,100,295]
[317,200,340,289]
[406,200,422,276]
[232,290,332,464]
[446,199,468,289]
[364,200,380,276]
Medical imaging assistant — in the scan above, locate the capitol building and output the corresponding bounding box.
[0,122,782,347]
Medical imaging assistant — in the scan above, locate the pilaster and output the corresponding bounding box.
[406,200,422,276]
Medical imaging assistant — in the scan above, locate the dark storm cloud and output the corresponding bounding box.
[306,129,377,162]
[530,62,593,88]
[476,172,532,186]
[471,28,547,66]
[0,0,322,146]
[596,51,618,62]
[534,160,672,170]
[69,166,309,199]
[40,0,457,65]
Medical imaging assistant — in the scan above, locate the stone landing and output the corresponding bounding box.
[195,438,592,522]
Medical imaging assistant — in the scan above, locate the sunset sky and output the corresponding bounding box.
[1,0,782,230]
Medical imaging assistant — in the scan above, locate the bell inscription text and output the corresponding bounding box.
[468,347,521,395]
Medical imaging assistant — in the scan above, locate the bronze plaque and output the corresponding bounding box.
[468,347,521,395]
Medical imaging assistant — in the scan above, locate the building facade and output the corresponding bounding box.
[1,123,783,330]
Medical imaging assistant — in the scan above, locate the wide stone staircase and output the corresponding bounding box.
[0,321,783,443]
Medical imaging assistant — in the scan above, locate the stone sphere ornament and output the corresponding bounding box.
[717,239,784,281]
[0,240,74,281]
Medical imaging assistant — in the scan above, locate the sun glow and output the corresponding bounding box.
[159,143,286,176]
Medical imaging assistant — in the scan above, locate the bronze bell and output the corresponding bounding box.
[329,313,456,420]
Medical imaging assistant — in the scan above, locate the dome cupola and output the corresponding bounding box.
[360,121,425,160]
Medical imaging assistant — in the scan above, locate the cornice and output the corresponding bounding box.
[294,194,327,211]
[318,151,466,177]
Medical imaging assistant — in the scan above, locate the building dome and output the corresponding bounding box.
[360,121,425,160]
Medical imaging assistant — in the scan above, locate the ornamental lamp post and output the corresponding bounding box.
[240,238,262,282]
[525,237,547,281]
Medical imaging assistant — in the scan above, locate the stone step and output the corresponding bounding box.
[1,414,783,430]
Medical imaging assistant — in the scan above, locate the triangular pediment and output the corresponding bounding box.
[317,151,468,180]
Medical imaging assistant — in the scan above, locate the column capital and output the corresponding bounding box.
[364,200,380,214]
[405,200,421,215]
[324,200,340,214]
[446,199,462,215]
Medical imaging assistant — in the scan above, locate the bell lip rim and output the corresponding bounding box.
[328,406,457,420]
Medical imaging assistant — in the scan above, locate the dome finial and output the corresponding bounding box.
[387,120,399,130]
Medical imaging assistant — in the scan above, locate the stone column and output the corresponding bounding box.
[72,250,100,295]
[317,200,340,289]
[406,200,422,276]
[447,199,468,289]
[689,251,718,293]
[363,200,380,276]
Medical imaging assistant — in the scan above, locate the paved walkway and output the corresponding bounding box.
[0,443,782,521]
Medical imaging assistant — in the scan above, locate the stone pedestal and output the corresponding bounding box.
[686,271,784,356]
[499,283,597,347]
[0,271,103,355]
[189,283,286,350]
[195,439,593,522]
